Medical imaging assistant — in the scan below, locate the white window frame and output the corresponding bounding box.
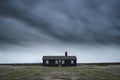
[55,60,58,64]
[71,60,74,64]
[46,60,49,64]
[62,60,65,64]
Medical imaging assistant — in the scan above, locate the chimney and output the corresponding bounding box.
[65,51,68,57]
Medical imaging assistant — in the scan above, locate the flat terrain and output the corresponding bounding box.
[0,65,120,80]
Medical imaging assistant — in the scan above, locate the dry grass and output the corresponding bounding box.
[0,65,120,80]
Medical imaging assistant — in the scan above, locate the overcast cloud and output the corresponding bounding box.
[0,0,120,63]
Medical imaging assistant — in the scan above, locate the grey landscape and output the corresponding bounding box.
[0,64,120,80]
[0,0,120,80]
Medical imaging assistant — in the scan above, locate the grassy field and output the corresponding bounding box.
[0,65,120,80]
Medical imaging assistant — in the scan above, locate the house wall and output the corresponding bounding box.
[43,59,77,66]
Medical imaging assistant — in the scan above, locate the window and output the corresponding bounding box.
[55,60,58,64]
[71,60,74,64]
[62,60,65,64]
[46,60,49,64]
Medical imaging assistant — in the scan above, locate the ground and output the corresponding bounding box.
[0,65,120,80]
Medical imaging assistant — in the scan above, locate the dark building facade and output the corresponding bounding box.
[42,52,77,66]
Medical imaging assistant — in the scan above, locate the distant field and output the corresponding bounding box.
[0,64,120,80]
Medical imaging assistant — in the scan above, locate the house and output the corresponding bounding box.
[42,51,77,66]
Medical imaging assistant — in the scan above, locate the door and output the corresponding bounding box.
[58,60,61,67]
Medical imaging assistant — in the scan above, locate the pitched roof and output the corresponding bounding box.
[43,56,77,60]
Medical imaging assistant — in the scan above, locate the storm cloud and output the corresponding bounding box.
[1,0,120,63]
[0,0,120,46]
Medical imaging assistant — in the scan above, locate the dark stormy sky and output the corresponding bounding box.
[0,0,120,63]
